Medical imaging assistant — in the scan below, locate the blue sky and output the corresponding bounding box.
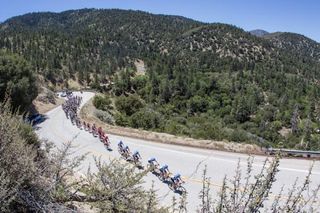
[1,0,319,42]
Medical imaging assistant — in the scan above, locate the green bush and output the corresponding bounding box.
[271,120,282,131]
[114,112,130,126]
[0,51,38,111]
[132,75,148,91]
[233,96,251,123]
[187,95,209,114]
[19,122,40,147]
[93,95,113,111]
[163,119,190,136]
[115,94,144,116]
[130,108,161,130]
[229,129,249,142]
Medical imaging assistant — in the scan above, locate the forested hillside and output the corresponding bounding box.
[1,9,320,150]
[263,32,320,61]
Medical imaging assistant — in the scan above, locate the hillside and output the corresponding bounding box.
[263,32,320,61]
[0,9,320,150]
[0,9,202,82]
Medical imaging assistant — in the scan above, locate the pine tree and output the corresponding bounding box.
[291,104,299,135]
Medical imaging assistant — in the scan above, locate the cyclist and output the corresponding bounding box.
[159,165,170,179]
[92,123,97,133]
[148,157,159,167]
[104,134,110,146]
[123,145,131,156]
[98,126,102,136]
[132,151,141,162]
[99,130,105,140]
[171,173,183,187]
[76,118,81,127]
[118,141,124,152]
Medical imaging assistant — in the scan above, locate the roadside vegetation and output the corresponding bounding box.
[0,51,38,112]
[196,158,320,213]
[1,96,319,212]
[0,97,167,212]
[92,64,320,151]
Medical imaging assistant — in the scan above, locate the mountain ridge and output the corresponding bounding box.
[2,9,319,43]
[249,29,269,37]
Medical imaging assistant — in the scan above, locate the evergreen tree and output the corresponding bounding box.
[0,51,38,111]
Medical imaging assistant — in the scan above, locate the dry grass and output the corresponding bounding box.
[33,99,64,114]
[80,97,262,155]
[68,78,82,90]
[32,87,64,114]
[278,127,291,138]
[134,59,146,76]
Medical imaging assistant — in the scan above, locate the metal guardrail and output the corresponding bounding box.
[263,147,320,158]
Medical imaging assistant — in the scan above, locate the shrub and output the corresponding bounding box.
[45,89,56,104]
[187,95,209,114]
[132,75,148,91]
[0,51,38,111]
[163,119,190,136]
[190,121,225,140]
[130,108,162,130]
[19,121,40,147]
[115,94,144,116]
[196,156,320,212]
[37,88,56,104]
[0,99,161,211]
[0,101,37,211]
[93,94,112,111]
[229,129,249,142]
[114,112,130,126]
[95,109,115,124]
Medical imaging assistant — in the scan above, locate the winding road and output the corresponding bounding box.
[36,92,320,211]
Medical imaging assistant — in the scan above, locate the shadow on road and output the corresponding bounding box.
[106,147,113,152]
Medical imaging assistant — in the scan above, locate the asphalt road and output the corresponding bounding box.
[36,92,320,211]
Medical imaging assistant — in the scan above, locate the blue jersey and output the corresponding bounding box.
[160,165,168,172]
[148,158,156,163]
[173,174,181,181]
[118,141,124,148]
[133,151,140,157]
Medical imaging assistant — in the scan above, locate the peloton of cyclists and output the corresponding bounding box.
[62,92,186,193]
